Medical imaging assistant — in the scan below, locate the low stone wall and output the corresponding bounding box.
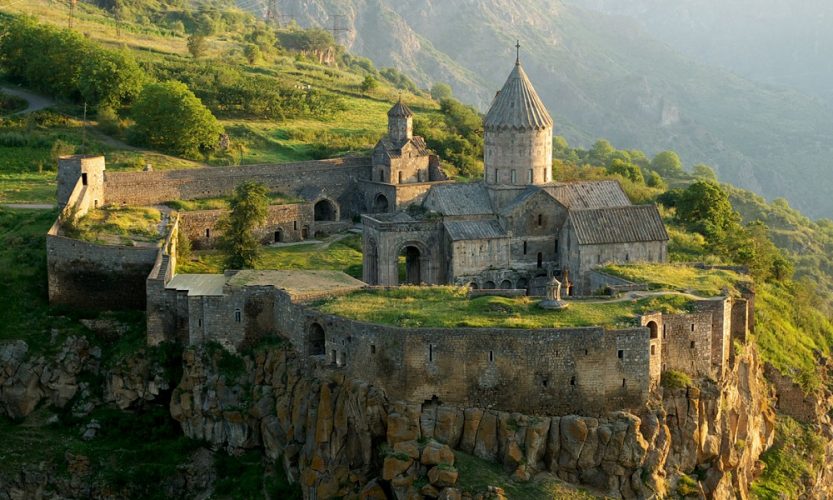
[588,270,649,295]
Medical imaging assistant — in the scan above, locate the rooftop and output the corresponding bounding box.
[569,205,669,245]
[484,63,553,131]
[423,182,494,216]
[167,270,365,299]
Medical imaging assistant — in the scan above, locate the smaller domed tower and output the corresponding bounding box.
[387,98,413,145]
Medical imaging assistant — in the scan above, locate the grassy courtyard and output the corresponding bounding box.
[177,233,363,278]
[68,206,163,246]
[316,286,693,329]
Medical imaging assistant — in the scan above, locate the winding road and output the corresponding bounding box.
[1,86,54,115]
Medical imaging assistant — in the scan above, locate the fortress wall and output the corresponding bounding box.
[178,204,314,250]
[147,218,180,345]
[268,292,651,415]
[103,158,372,214]
[46,233,159,310]
[660,312,714,377]
[693,298,734,378]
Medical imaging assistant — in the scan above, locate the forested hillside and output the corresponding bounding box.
[257,0,833,219]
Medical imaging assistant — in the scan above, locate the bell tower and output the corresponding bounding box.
[483,44,554,187]
[387,98,413,145]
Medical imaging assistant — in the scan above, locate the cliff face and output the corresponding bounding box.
[171,342,775,498]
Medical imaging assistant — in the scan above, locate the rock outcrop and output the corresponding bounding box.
[0,336,99,419]
[171,343,776,499]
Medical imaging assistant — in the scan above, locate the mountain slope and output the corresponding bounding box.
[261,0,833,219]
[565,0,833,105]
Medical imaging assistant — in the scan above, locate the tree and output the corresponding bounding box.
[130,81,223,158]
[79,47,145,109]
[243,43,261,64]
[589,139,615,166]
[607,159,644,184]
[360,75,377,94]
[651,151,684,178]
[692,163,718,181]
[430,82,453,101]
[187,34,207,58]
[221,181,269,269]
[675,180,740,245]
[729,221,794,282]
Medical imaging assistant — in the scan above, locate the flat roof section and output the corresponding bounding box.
[227,270,366,297]
[166,274,228,296]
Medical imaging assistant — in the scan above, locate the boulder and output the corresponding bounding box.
[428,466,459,488]
[421,441,455,466]
[383,456,414,480]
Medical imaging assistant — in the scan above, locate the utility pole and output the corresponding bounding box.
[81,102,87,154]
[265,0,278,25]
[68,0,77,29]
[329,14,349,44]
[113,2,123,38]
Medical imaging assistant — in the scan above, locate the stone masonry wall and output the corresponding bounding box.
[660,313,713,377]
[178,204,314,250]
[47,231,159,310]
[267,290,651,416]
[104,158,371,218]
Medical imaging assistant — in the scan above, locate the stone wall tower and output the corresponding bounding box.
[483,54,554,186]
[56,155,106,209]
[388,98,413,145]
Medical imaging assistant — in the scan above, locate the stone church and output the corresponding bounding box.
[362,57,669,295]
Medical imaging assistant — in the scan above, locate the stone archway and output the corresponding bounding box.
[308,323,325,356]
[400,245,422,285]
[372,193,390,213]
[366,239,379,285]
[314,199,338,221]
[647,321,659,340]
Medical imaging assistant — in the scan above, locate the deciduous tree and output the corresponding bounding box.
[130,81,223,158]
[221,181,269,269]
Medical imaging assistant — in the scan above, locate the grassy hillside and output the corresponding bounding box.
[0,1,441,203]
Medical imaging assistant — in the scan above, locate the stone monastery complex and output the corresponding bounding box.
[45,57,753,416]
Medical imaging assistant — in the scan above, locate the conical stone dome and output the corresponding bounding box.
[484,63,553,131]
[388,100,414,118]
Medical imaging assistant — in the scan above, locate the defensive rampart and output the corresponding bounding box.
[104,158,372,217]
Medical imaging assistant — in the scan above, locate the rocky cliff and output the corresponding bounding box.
[170,340,776,498]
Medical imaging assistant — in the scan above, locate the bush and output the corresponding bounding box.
[96,105,122,136]
[129,81,223,158]
[661,370,693,390]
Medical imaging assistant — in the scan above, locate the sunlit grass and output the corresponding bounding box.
[177,234,363,278]
[602,263,747,297]
[316,286,693,329]
[73,206,162,245]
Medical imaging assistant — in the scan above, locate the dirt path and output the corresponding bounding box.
[2,203,54,210]
[575,290,714,305]
[1,86,54,115]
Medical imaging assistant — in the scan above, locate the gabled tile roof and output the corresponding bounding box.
[377,136,432,158]
[445,220,507,241]
[542,181,631,209]
[568,205,669,245]
[423,182,494,216]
